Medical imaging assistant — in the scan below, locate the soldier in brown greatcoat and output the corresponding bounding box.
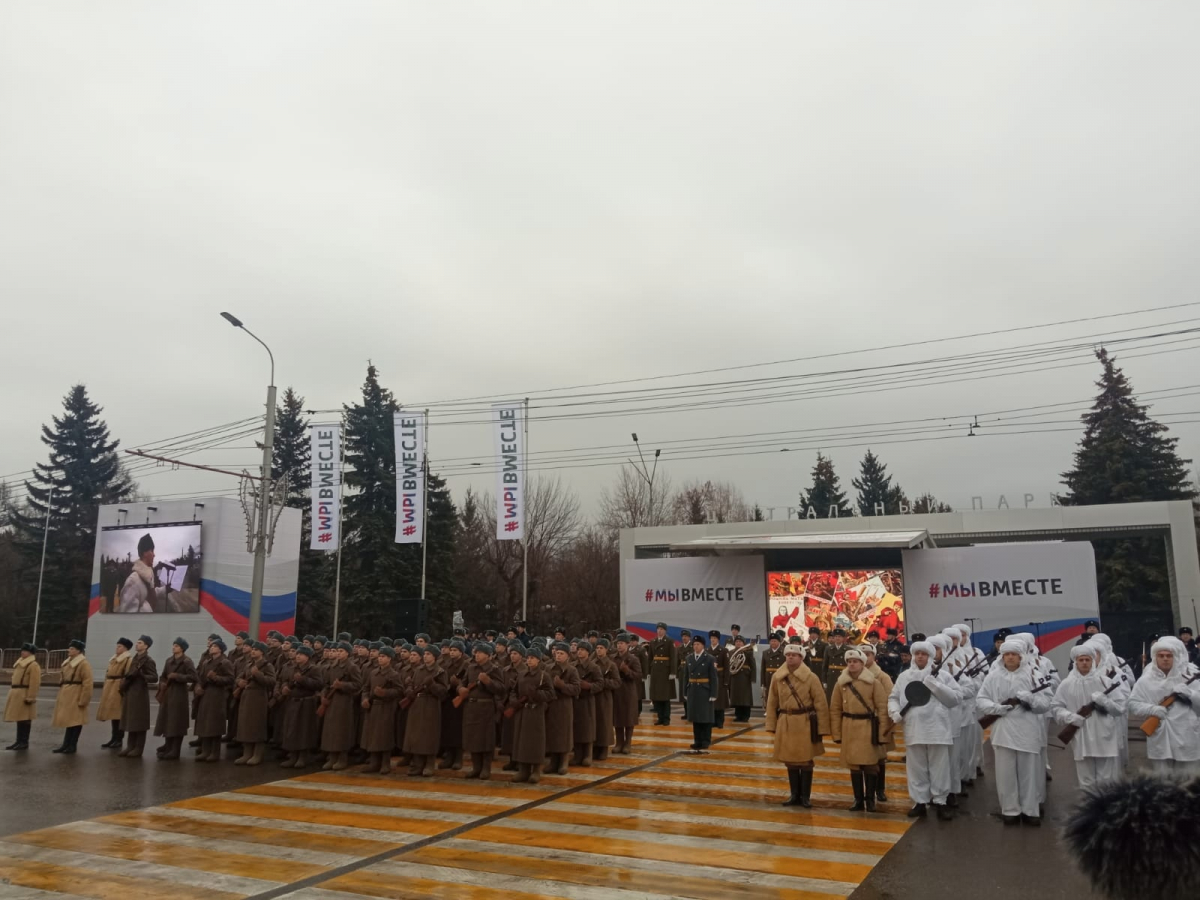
[51,640,93,754]
[360,646,403,774]
[393,645,416,762]
[592,639,620,760]
[155,637,197,760]
[439,641,468,770]
[319,641,361,771]
[98,638,134,749]
[630,633,649,716]
[461,641,506,780]
[507,645,555,783]
[224,630,250,746]
[501,643,525,771]
[403,646,449,777]
[280,645,322,768]
[546,642,581,775]
[118,636,158,758]
[234,641,275,766]
[194,639,235,762]
[573,642,602,766]
[613,633,643,754]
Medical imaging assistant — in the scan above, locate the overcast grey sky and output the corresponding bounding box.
[2,2,1198,518]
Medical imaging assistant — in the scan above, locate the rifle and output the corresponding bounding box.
[453,679,479,709]
[1140,671,1200,736]
[979,680,1052,730]
[1058,674,1122,745]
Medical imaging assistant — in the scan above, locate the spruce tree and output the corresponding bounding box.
[272,388,310,508]
[799,453,852,518]
[338,365,457,637]
[1060,349,1194,505]
[1060,349,1196,610]
[9,385,134,644]
[911,492,952,514]
[853,449,907,516]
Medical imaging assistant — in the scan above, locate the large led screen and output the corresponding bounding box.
[97,522,202,614]
[768,569,904,641]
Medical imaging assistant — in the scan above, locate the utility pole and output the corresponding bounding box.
[221,312,276,640]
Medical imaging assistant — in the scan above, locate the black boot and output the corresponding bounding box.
[908,803,928,818]
[849,772,866,811]
[864,773,878,812]
[781,768,802,806]
[64,725,82,753]
[798,767,814,808]
[876,762,887,801]
[9,721,31,750]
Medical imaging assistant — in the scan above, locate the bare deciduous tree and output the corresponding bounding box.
[480,475,582,628]
[597,464,674,533]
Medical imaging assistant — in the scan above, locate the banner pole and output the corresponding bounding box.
[521,397,529,623]
[332,421,345,636]
[31,485,53,645]
[420,408,429,601]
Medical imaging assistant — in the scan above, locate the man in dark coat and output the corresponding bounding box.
[707,630,731,729]
[630,633,649,715]
[118,635,158,758]
[403,646,449,777]
[613,634,643,754]
[281,646,322,768]
[194,639,234,762]
[319,641,361,770]
[677,629,692,715]
[546,642,581,775]
[461,641,506,780]
[573,643,602,767]
[647,623,677,726]
[806,626,829,684]
[684,635,720,753]
[729,635,757,722]
[508,645,555,783]
[360,647,402,774]
[879,628,906,679]
[592,639,620,761]
[761,632,786,695]
[155,637,198,760]
[822,629,850,698]
[439,641,468,770]
[234,642,275,766]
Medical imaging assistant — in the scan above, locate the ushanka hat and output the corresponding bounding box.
[139,635,154,647]
[783,643,804,657]
[117,637,133,650]
[173,637,189,651]
[69,639,85,651]
[423,645,441,660]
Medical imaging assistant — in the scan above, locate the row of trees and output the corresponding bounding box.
[0,349,1195,647]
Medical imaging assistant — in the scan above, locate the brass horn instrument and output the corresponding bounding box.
[729,645,747,676]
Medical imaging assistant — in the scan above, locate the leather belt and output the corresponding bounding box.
[689,678,709,684]
[106,675,124,680]
[842,712,873,719]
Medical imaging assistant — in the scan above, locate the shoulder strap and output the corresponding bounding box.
[845,679,874,716]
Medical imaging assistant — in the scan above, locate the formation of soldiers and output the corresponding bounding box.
[5,628,650,783]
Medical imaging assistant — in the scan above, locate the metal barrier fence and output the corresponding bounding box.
[1,648,62,670]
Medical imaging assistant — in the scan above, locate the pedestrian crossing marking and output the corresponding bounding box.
[0,716,913,899]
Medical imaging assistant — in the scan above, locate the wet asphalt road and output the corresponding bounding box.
[0,688,1145,899]
[851,736,1155,900]
[0,687,285,836]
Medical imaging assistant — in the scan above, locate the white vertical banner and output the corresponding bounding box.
[493,401,525,540]
[310,424,341,551]
[394,411,425,544]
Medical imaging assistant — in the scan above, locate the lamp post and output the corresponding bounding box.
[629,433,661,527]
[221,312,276,640]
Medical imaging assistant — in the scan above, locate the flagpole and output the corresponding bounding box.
[521,397,529,623]
[420,408,429,601]
[332,420,345,636]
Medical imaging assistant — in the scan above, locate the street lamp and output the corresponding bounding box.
[629,433,661,527]
[221,311,276,640]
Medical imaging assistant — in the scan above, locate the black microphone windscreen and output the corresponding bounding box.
[1064,775,1200,900]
